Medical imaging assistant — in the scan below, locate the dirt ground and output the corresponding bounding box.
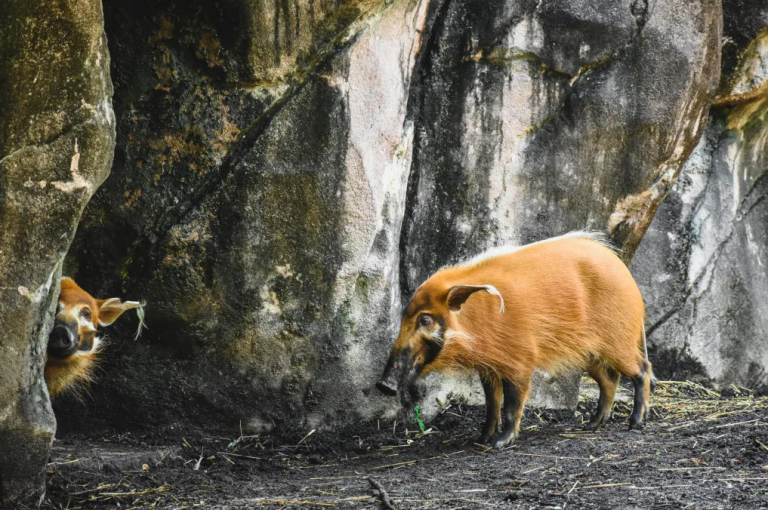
[42,380,768,510]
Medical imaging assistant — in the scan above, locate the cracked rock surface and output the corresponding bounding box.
[54,0,721,439]
[632,2,768,391]
[0,0,115,506]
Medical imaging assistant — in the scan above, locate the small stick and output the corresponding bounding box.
[514,453,589,461]
[372,459,418,470]
[658,467,726,471]
[216,452,261,460]
[559,434,601,440]
[368,477,397,510]
[713,418,761,429]
[48,459,81,466]
[567,481,580,494]
[715,477,768,482]
[257,499,336,507]
[310,475,366,481]
[667,421,696,432]
[756,439,768,453]
[628,484,694,490]
[298,429,316,445]
[577,482,631,490]
[372,455,448,470]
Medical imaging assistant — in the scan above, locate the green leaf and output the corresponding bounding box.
[414,406,426,434]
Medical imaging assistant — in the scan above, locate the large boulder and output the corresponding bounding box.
[60,0,432,432]
[631,4,768,389]
[0,0,115,506]
[58,0,721,433]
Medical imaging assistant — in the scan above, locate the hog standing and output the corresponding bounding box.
[376,232,652,448]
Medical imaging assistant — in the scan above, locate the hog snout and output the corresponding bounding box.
[48,322,78,358]
[376,360,401,396]
[376,379,398,396]
[377,350,410,396]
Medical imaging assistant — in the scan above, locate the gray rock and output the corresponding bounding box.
[401,0,721,406]
[60,0,431,433]
[57,0,721,435]
[0,0,115,506]
[720,0,768,93]
[632,19,768,390]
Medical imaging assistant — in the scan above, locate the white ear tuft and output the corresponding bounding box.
[446,284,505,313]
[97,299,147,339]
[483,285,506,313]
[132,302,147,341]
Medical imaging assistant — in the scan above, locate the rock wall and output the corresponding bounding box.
[632,2,768,390]
[55,0,722,435]
[0,0,115,506]
[402,0,722,407]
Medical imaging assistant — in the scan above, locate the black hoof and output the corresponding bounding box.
[628,415,644,430]
[583,412,611,431]
[491,433,515,449]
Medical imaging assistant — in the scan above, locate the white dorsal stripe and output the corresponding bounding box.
[458,231,615,269]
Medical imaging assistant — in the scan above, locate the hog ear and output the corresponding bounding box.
[446,285,505,313]
[96,298,147,339]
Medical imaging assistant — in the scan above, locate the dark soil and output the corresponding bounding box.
[43,381,768,509]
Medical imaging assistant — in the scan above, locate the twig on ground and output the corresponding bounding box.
[713,418,761,429]
[256,499,335,507]
[658,467,726,471]
[368,477,397,510]
[514,453,589,461]
[216,452,261,460]
[298,429,316,445]
[577,482,631,490]
[372,455,449,470]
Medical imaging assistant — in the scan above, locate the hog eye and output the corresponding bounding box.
[80,308,92,321]
[419,314,434,328]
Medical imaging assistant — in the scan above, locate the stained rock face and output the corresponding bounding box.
[0,0,115,506]
[61,0,432,432]
[402,0,721,406]
[632,4,768,390]
[57,0,721,434]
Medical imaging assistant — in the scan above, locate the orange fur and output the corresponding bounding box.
[386,233,652,445]
[45,278,144,398]
[44,351,100,397]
